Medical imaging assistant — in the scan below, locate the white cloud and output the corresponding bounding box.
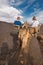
[0,0,23,23]
[9,0,25,6]
[0,0,9,6]
[36,11,43,23]
[23,0,36,10]
[31,8,41,16]
[14,1,23,6]
[33,2,40,12]
[0,5,22,14]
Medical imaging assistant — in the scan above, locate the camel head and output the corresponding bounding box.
[18,26,32,49]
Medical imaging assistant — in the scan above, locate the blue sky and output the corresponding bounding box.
[0,0,43,23]
[11,0,43,18]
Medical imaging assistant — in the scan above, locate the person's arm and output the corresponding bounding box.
[30,21,34,27]
[14,20,16,24]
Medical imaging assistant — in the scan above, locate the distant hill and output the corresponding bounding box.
[0,21,18,49]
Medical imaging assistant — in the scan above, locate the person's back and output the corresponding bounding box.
[29,16,40,37]
[14,17,22,26]
[31,16,39,27]
[31,20,39,27]
[14,20,22,26]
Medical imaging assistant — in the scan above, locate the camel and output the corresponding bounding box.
[18,27,32,50]
[18,22,39,65]
[18,21,40,48]
[18,21,41,51]
[18,26,32,65]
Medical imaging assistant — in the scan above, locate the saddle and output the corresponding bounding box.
[29,27,39,37]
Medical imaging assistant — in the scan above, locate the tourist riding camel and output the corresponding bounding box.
[14,17,22,27]
[29,16,40,37]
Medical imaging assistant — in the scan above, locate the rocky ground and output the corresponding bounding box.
[0,21,43,65]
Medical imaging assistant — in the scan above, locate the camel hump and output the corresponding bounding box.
[37,35,43,40]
